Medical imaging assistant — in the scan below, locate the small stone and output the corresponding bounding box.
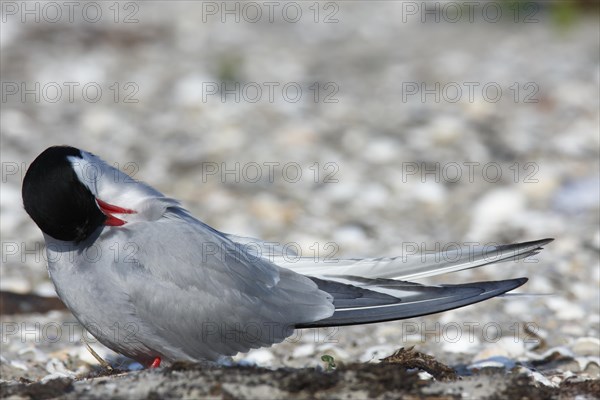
[546,297,585,321]
[363,138,399,164]
[468,189,526,239]
[239,349,274,367]
[292,344,315,359]
[572,337,600,357]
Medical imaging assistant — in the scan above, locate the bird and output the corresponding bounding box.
[22,145,553,368]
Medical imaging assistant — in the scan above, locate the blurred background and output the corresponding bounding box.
[1,0,599,377]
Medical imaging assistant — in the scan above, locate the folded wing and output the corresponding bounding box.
[224,235,553,281]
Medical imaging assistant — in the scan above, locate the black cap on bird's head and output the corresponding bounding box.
[22,146,107,243]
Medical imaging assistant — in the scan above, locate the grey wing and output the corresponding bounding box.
[269,238,553,280]
[217,236,550,329]
[114,220,334,361]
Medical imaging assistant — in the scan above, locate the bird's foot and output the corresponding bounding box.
[150,357,161,368]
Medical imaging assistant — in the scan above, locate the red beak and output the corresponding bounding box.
[96,199,137,226]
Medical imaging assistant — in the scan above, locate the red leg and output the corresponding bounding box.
[150,357,161,368]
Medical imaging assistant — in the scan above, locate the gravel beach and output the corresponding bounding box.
[1,2,599,398]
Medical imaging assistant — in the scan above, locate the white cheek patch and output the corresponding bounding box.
[67,155,103,196]
[67,151,169,221]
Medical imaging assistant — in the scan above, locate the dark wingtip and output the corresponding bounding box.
[537,238,555,246]
[496,238,554,254]
[473,277,528,299]
[516,238,554,248]
[509,276,528,289]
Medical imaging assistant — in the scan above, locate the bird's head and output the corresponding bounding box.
[22,146,136,243]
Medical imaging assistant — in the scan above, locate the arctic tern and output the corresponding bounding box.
[22,146,553,367]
